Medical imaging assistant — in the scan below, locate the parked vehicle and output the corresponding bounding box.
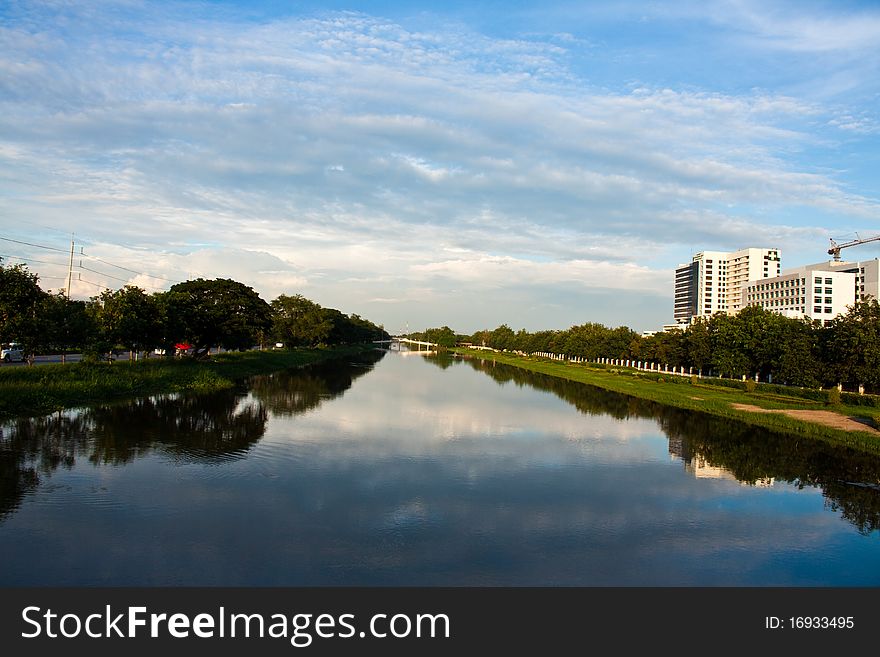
[175,343,194,357]
[1,342,25,363]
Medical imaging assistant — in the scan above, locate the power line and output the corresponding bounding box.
[0,253,69,268]
[78,263,132,284]
[81,254,144,275]
[2,234,183,286]
[77,274,109,290]
[3,231,180,291]
[79,249,183,284]
[0,237,67,252]
[77,262,174,291]
[3,229,214,292]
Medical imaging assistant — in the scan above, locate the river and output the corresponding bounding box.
[1,349,878,585]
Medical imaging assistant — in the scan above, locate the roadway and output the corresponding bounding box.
[0,352,149,367]
[0,346,241,367]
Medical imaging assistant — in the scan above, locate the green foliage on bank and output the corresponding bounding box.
[456,348,880,453]
[466,301,880,394]
[0,346,373,421]
[0,259,389,361]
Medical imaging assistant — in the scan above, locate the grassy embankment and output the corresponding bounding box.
[456,348,880,454]
[0,346,372,421]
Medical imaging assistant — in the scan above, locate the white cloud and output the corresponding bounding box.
[728,0,880,53]
[1,2,878,332]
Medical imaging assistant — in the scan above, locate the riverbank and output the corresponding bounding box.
[455,348,880,453]
[0,346,373,421]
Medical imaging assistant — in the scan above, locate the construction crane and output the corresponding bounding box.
[828,234,880,262]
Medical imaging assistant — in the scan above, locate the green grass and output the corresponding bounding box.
[0,346,373,421]
[455,349,880,454]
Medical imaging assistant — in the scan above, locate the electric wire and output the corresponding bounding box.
[0,236,67,252]
[2,232,183,290]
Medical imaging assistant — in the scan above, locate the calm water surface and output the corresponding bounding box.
[1,350,879,585]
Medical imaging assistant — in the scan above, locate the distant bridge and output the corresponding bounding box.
[373,337,439,353]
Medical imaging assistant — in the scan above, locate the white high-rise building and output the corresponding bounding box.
[674,247,780,324]
[726,247,782,312]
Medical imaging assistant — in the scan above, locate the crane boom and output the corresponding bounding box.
[828,234,880,262]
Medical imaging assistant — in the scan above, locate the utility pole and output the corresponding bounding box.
[65,234,75,299]
[62,234,74,364]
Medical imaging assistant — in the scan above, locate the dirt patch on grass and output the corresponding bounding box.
[730,403,880,434]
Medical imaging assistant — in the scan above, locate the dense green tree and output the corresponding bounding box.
[89,286,162,360]
[345,314,389,343]
[773,317,824,387]
[825,299,880,392]
[39,293,92,362]
[468,329,491,347]
[454,300,880,393]
[488,324,516,350]
[683,318,712,375]
[164,278,273,357]
[272,295,388,347]
[408,326,457,348]
[640,328,685,366]
[709,313,749,378]
[321,307,356,344]
[512,328,531,352]
[606,326,638,359]
[576,323,631,359]
[564,323,608,359]
[271,294,332,347]
[0,259,47,360]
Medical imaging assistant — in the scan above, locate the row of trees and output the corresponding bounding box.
[0,259,388,361]
[414,301,880,392]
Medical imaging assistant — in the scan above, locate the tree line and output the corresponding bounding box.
[0,259,389,361]
[414,301,880,393]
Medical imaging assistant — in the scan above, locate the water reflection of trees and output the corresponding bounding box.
[0,390,267,521]
[420,352,457,370]
[462,356,880,535]
[249,350,384,416]
[0,411,92,520]
[85,392,269,465]
[0,351,384,522]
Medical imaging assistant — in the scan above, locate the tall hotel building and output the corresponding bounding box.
[674,247,780,324]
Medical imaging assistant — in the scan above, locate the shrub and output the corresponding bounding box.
[841,392,880,407]
[826,387,841,406]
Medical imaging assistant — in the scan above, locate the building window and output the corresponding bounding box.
[824,307,832,313]
[825,297,832,304]
[814,287,822,293]
[814,297,822,304]
[825,278,833,284]
[825,288,832,294]
[815,277,822,284]
[814,307,822,313]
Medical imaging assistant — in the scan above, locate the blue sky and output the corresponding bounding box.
[2,0,879,334]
